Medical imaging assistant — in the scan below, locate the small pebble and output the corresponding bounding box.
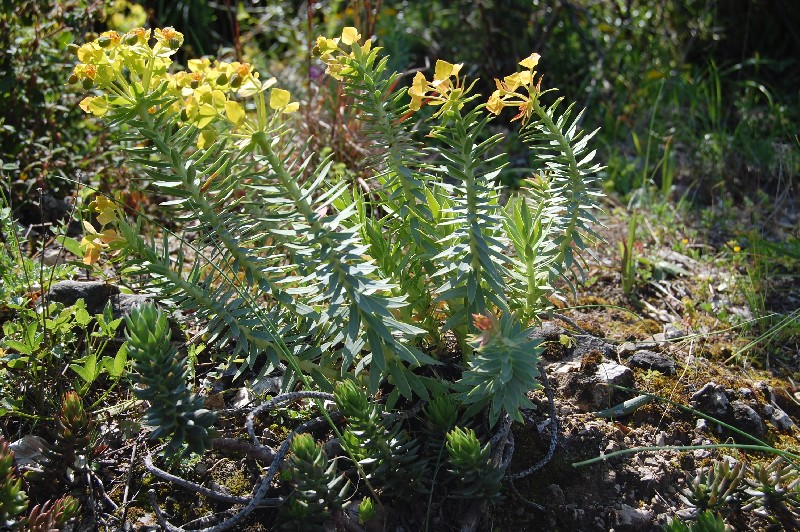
[605,440,620,453]
[663,324,685,340]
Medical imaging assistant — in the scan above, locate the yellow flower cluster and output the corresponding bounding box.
[313,26,374,81]
[81,195,123,265]
[313,27,474,118]
[486,53,542,125]
[69,27,299,148]
[408,60,470,117]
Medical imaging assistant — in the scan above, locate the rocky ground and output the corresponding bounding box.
[492,204,800,531]
[5,196,799,531]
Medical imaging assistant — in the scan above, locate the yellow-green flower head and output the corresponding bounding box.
[154,27,184,50]
[486,51,542,125]
[188,58,212,73]
[72,26,298,150]
[313,35,340,57]
[312,27,373,81]
[123,27,150,47]
[76,42,105,64]
[408,59,466,115]
[96,30,122,50]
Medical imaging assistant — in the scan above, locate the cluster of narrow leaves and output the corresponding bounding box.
[0,435,80,530]
[678,457,800,528]
[275,382,505,526]
[0,438,27,528]
[280,433,350,531]
[125,303,216,456]
[71,26,603,426]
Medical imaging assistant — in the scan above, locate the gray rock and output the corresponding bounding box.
[112,293,151,318]
[618,341,660,357]
[252,376,282,396]
[615,504,653,530]
[691,382,731,419]
[45,281,185,342]
[46,280,120,315]
[529,321,567,341]
[730,401,764,439]
[627,350,676,375]
[10,435,50,467]
[46,280,154,320]
[663,324,685,340]
[556,361,634,412]
[595,362,633,386]
[230,388,252,409]
[545,484,566,507]
[737,388,754,400]
[573,335,616,359]
[769,404,797,432]
[618,342,638,357]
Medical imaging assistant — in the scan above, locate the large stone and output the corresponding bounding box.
[627,350,676,375]
[557,361,634,412]
[46,280,153,320]
[769,405,797,432]
[663,323,685,340]
[615,504,654,531]
[595,362,634,386]
[45,281,183,340]
[573,335,617,359]
[691,382,732,419]
[529,321,567,341]
[47,280,120,315]
[730,401,765,439]
[530,321,569,361]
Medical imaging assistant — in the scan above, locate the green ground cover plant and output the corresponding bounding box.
[0,2,796,530]
[68,25,601,426]
[55,23,604,526]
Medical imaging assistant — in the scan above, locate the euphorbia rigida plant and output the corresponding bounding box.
[70,26,603,431]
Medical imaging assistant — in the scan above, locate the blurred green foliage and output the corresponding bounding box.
[0,2,100,203]
[1,0,796,209]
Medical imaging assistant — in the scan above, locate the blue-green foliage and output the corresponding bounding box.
[125,303,216,456]
[96,36,603,427]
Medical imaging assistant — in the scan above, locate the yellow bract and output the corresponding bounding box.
[486,91,504,115]
[269,88,290,110]
[408,72,427,111]
[519,52,540,70]
[81,238,101,265]
[434,60,462,82]
[269,88,298,113]
[314,35,340,56]
[80,219,123,265]
[91,195,118,226]
[79,96,108,116]
[224,101,245,126]
[188,58,211,73]
[341,27,361,46]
